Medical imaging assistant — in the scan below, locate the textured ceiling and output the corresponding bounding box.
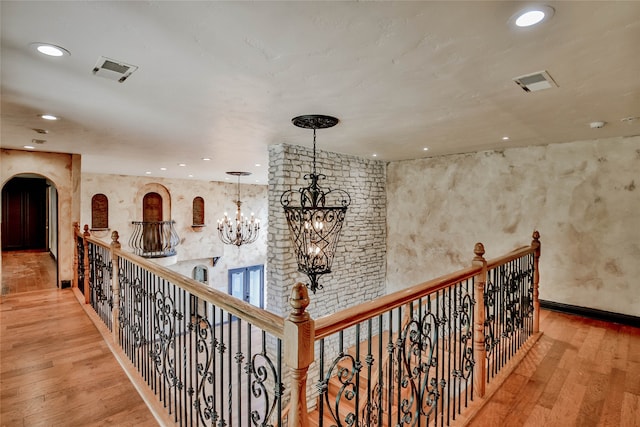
[2,1,639,183]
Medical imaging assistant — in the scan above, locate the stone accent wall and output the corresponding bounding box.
[387,135,640,317]
[267,143,387,319]
[268,143,386,409]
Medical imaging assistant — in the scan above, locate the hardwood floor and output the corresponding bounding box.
[469,309,640,427]
[0,252,158,426]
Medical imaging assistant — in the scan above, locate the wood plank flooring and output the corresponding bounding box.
[1,251,157,426]
[469,309,640,427]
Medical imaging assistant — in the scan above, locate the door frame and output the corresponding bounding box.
[228,264,265,309]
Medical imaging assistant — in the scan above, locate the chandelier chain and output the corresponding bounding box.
[313,128,317,176]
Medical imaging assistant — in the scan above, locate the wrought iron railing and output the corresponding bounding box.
[484,250,536,384]
[88,239,114,330]
[74,228,285,427]
[129,220,180,258]
[306,232,541,426]
[75,228,86,293]
[72,225,540,427]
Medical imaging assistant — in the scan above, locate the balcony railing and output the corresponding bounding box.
[73,224,541,427]
[129,220,180,258]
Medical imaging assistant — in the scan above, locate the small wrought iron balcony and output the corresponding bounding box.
[129,220,180,258]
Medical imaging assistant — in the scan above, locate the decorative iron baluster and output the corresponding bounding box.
[76,235,85,292]
[396,307,440,425]
[323,351,361,426]
[151,287,184,393]
[485,252,536,383]
[191,313,214,424]
[248,338,281,426]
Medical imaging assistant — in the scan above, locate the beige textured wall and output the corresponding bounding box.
[81,173,267,292]
[1,149,81,286]
[387,136,640,316]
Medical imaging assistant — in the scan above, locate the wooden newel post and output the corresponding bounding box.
[111,231,121,342]
[532,230,541,334]
[284,283,315,427]
[73,222,80,289]
[83,225,91,304]
[472,242,487,398]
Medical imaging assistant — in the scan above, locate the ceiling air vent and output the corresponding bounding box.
[513,70,558,92]
[92,56,138,83]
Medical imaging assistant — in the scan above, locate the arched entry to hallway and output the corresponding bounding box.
[1,174,58,294]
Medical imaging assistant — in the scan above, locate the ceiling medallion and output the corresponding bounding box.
[281,115,351,293]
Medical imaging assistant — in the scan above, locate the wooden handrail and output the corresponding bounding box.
[84,233,285,339]
[315,241,538,341]
[315,265,480,340]
[485,244,536,270]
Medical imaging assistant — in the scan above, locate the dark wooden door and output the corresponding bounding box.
[1,178,47,250]
[142,192,163,252]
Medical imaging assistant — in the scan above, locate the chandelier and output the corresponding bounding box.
[280,115,351,293]
[217,171,260,247]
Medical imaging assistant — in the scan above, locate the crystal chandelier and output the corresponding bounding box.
[280,115,351,293]
[217,171,260,246]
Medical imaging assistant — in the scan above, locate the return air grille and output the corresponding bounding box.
[513,70,558,92]
[92,56,138,83]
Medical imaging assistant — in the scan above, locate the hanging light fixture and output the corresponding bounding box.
[280,115,351,293]
[218,171,260,246]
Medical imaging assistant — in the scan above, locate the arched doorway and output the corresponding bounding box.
[1,174,58,294]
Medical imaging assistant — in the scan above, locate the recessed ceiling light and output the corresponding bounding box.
[178,163,186,167]
[511,5,554,28]
[160,167,167,171]
[23,145,35,150]
[372,153,378,157]
[188,174,194,178]
[423,147,429,151]
[145,171,151,175]
[40,114,58,121]
[202,157,211,161]
[31,43,70,57]
[255,163,261,167]
[502,136,510,141]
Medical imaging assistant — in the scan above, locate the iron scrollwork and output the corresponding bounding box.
[395,311,442,425]
[151,291,183,390]
[118,275,147,348]
[249,351,281,426]
[321,351,362,427]
[191,317,219,425]
[484,254,535,361]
